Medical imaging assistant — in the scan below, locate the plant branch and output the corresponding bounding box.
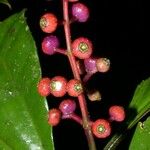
[62,113,83,125]
[56,48,67,55]
[62,1,96,150]
[83,73,93,83]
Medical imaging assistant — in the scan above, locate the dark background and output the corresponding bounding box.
[0,0,148,149]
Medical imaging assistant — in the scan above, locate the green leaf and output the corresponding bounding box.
[0,10,54,149]
[127,78,150,129]
[129,117,150,150]
[0,0,11,8]
[104,78,150,150]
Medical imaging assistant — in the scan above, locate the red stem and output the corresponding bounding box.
[55,48,67,55]
[83,73,93,83]
[62,1,96,150]
[62,113,83,125]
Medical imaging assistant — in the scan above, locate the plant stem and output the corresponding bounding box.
[83,73,93,83]
[62,1,96,150]
[62,113,83,125]
[56,48,67,55]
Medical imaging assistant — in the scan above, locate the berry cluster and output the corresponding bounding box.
[37,0,125,148]
[38,77,83,97]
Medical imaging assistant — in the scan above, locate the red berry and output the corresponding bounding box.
[59,99,76,115]
[40,13,58,33]
[109,105,125,122]
[37,77,51,96]
[48,109,61,126]
[72,37,93,59]
[67,79,83,97]
[72,3,89,22]
[84,57,97,74]
[96,58,110,73]
[92,119,111,138]
[42,35,59,55]
[50,76,67,97]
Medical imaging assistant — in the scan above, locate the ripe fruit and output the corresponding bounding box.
[109,105,125,122]
[67,79,83,97]
[72,3,89,22]
[40,13,58,33]
[92,119,111,138]
[72,37,93,59]
[84,57,97,74]
[96,58,110,73]
[59,99,76,115]
[42,35,59,55]
[37,77,51,96]
[48,109,61,126]
[50,76,67,97]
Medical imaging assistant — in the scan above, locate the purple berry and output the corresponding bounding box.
[59,99,76,115]
[84,57,97,74]
[42,35,59,55]
[72,3,89,22]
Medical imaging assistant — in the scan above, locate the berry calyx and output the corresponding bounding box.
[40,13,58,33]
[50,76,67,97]
[37,77,51,96]
[59,99,76,115]
[109,105,125,122]
[72,37,93,59]
[92,119,111,138]
[42,35,59,55]
[67,79,83,97]
[84,57,97,74]
[96,58,110,73]
[87,89,101,101]
[71,3,89,22]
[48,109,61,126]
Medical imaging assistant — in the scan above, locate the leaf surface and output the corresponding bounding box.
[104,78,150,150]
[0,0,11,8]
[129,117,150,150]
[0,10,54,150]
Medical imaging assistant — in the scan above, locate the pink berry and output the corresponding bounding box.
[96,58,110,73]
[67,79,83,97]
[48,109,61,126]
[109,105,125,122]
[50,76,67,97]
[84,57,97,74]
[72,3,89,22]
[92,119,111,138]
[37,77,51,96]
[72,37,93,59]
[59,99,76,115]
[40,13,58,33]
[42,35,59,55]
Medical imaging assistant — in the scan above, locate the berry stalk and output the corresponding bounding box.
[62,0,96,150]
[62,113,83,125]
